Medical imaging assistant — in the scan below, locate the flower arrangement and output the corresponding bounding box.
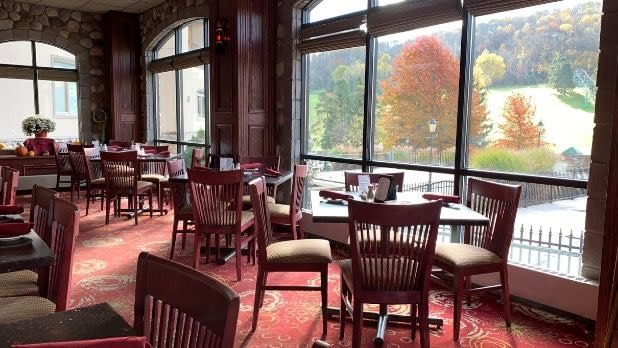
[22,114,56,136]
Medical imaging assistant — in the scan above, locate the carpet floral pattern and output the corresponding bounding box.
[17,194,594,347]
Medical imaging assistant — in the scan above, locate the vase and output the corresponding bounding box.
[35,131,47,138]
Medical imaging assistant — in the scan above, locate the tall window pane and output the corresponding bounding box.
[467,0,601,179]
[306,47,365,159]
[36,43,76,68]
[0,41,31,65]
[156,71,177,142]
[180,66,207,143]
[0,78,35,140]
[38,80,79,140]
[308,0,366,23]
[373,22,462,167]
[179,20,205,53]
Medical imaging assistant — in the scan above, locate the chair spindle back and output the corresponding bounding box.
[187,169,243,231]
[249,177,273,262]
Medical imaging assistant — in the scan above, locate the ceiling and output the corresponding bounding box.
[21,0,167,14]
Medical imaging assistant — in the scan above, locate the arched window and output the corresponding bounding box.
[150,19,209,155]
[0,41,79,142]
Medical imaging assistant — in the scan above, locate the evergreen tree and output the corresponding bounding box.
[548,53,575,95]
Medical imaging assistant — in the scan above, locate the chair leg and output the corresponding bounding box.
[453,273,464,341]
[149,190,154,218]
[259,273,268,308]
[85,186,91,216]
[158,183,163,216]
[192,230,201,269]
[235,233,242,281]
[133,194,139,225]
[411,303,417,340]
[290,221,298,240]
[170,217,178,260]
[500,264,512,327]
[204,232,211,264]
[55,174,60,190]
[181,220,188,249]
[352,300,363,348]
[419,299,430,348]
[252,269,264,332]
[105,196,111,225]
[466,276,472,306]
[100,190,104,210]
[320,268,328,339]
[339,277,347,340]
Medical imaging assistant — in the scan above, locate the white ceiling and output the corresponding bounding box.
[22,0,167,14]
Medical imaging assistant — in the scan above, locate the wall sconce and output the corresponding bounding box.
[214,18,231,54]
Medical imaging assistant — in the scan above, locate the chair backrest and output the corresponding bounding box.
[249,177,273,263]
[29,185,59,242]
[289,164,308,217]
[187,168,243,231]
[1,167,19,205]
[43,197,79,311]
[109,140,133,148]
[53,143,71,172]
[134,252,240,348]
[166,157,190,212]
[238,156,280,171]
[347,199,441,292]
[100,151,139,195]
[344,172,405,192]
[191,148,205,168]
[465,178,522,259]
[67,147,90,182]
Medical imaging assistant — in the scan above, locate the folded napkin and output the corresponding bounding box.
[0,222,33,237]
[0,205,24,215]
[319,190,353,201]
[264,168,281,177]
[11,336,152,348]
[422,193,460,204]
[0,214,24,223]
[240,163,262,170]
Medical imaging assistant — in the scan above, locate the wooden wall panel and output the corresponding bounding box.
[215,124,234,155]
[248,126,266,156]
[104,11,141,142]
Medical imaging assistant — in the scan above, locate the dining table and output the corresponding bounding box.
[0,302,135,347]
[0,230,54,274]
[310,190,490,345]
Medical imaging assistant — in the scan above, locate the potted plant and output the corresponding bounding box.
[22,114,56,138]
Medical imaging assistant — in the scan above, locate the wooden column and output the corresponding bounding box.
[210,0,275,157]
[104,11,142,142]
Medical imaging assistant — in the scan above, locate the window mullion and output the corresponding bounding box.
[31,41,39,114]
[362,34,376,172]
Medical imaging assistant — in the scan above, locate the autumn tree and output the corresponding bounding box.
[473,49,506,89]
[377,36,490,150]
[497,92,543,149]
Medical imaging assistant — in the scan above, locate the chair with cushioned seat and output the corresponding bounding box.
[68,147,105,215]
[188,168,255,281]
[140,145,169,215]
[0,197,79,324]
[1,166,19,205]
[249,177,332,338]
[431,178,521,340]
[134,252,240,347]
[268,164,307,240]
[53,142,72,192]
[166,157,194,259]
[100,151,153,225]
[340,199,442,348]
[239,156,280,209]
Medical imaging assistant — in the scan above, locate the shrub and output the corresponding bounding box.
[470,146,557,173]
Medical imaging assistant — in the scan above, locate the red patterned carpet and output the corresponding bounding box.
[18,193,594,347]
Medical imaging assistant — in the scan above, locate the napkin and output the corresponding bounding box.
[240,163,262,170]
[319,190,353,201]
[0,205,24,215]
[264,168,281,177]
[422,193,460,204]
[11,336,152,348]
[0,214,24,223]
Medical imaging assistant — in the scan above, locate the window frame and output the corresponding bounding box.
[150,19,210,154]
[299,0,589,200]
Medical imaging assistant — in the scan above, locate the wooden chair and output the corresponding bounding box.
[249,177,332,338]
[268,164,308,240]
[134,252,240,348]
[68,147,105,215]
[0,186,58,299]
[140,146,169,215]
[109,140,133,148]
[187,168,254,281]
[53,142,72,191]
[206,153,238,169]
[100,151,154,225]
[340,199,441,348]
[191,147,205,168]
[1,166,19,205]
[431,178,522,340]
[239,156,280,208]
[166,157,194,260]
[0,197,79,324]
[344,172,405,192]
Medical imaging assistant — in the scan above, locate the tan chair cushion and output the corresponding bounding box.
[266,239,332,264]
[268,203,290,217]
[242,195,275,206]
[0,296,55,324]
[434,243,502,268]
[0,270,38,297]
[141,174,168,182]
[339,258,419,290]
[202,211,254,226]
[177,205,193,216]
[91,177,106,186]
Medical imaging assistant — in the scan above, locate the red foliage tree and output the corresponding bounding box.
[377,36,489,150]
[496,92,542,149]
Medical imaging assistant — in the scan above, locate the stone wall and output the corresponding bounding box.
[0,1,105,141]
[138,0,209,143]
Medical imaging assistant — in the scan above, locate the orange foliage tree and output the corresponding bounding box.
[377,36,490,150]
[496,92,542,149]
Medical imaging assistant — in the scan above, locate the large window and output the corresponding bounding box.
[151,19,209,155]
[300,0,602,277]
[0,41,79,142]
